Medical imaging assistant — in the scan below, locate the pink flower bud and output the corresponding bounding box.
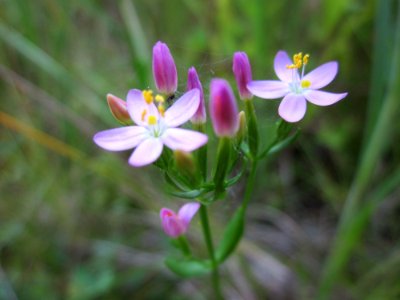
[233,52,253,100]
[209,79,239,137]
[152,41,178,95]
[186,67,206,124]
[106,94,132,125]
[160,203,200,238]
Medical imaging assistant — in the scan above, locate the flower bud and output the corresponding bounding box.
[233,52,253,100]
[107,93,132,125]
[152,41,178,95]
[209,79,239,137]
[236,111,247,144]
[187,67,206,124]
[174,150,196,177]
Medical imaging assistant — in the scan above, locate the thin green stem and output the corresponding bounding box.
[177,236,192,258]
[242,160,258,211]
[199,204,223,299]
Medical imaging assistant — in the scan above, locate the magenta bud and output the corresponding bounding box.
[152,41,178,95]
[107,94,132,125]
[209,79,239,137]
[186,67,206,124]
[233,51,253,100]
[160,203,200,238]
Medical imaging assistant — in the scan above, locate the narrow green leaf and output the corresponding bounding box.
[165,257,211,277]
[216,207,244,263]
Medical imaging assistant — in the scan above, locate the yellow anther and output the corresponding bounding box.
[155,94,165,103]
[286,52,304,69]
[158,104,165,117]
[141,109,147,121]
[303,54,310,65]
[301,80,311,88]
[148,115,157,125]
[142,90,154,104]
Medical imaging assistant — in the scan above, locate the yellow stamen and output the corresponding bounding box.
[158,104,165,117]
[301,80,311,88]
[303,54,310,65]
[286,52,305,69]
[155,94,165,103]
[142,90,154,104]
[148,115,157,125]
[141,109,147,121]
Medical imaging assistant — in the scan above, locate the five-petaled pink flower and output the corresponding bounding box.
[160,202,200,238]
[93,89,208,167]
[247,51,348,122]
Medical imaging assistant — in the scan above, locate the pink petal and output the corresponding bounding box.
[304,90,348,106]
[128,137,163,167]
[93,126,148,151]
[302,62,338,89]
[274,50,299,82]
[178,202,200,227]
[126,89,158,126]
[164,89,200,127]
[160,208,185,237]
[247,80,289,99]
[162,128,208,152]
[278,93,307,123]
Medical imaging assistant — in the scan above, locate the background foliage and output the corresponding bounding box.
[0,0,399,299]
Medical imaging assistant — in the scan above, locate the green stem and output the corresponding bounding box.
[194,123,207,181]
[242,160,258,211]
[245,100,259,159]
[199,204,223,299]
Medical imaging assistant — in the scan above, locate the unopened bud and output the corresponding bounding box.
[209,79,239,138]
[187,67,206,124]
[236,111,247,144]
[152,41,178,95]
[174,150,196,177]
[107,94,132,125]
[233,52,253,100]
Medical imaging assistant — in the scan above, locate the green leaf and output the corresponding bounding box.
[169,189,206,199]
[267,130,300,156]
[216,207,245,263]
[165,257,211,277]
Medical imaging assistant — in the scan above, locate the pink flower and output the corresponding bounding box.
[233,51,253,100]
[187,67,206,124]
[160,202,200,238]
[152,41,178,95]
[209,79,239,137]
[106,93,132,125]
[93,89,208,167]
[247,51,348,122]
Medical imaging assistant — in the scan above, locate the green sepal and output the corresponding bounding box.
[215,207,245,263]
[165,257,211,277]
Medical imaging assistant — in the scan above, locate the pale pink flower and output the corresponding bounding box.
[247,51,348,122]
[93,89,208,167]
[160,202,200,237]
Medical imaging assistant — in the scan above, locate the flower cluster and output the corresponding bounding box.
[93,41,347,239]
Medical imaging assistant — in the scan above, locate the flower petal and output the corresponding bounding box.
[162,128,208,152]
[278,93,307,122]
[302,62,338,89]
[274,50,299,82]
[126,89,158,126]
[93,126,148,151]
[160,208,185,237]
[164,89,200,127]
[128,137,163,167]
[178,202,200,227]
[304,90,348,106]
[247,80,289,99]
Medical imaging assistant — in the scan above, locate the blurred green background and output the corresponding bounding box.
[1,0,400,299]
